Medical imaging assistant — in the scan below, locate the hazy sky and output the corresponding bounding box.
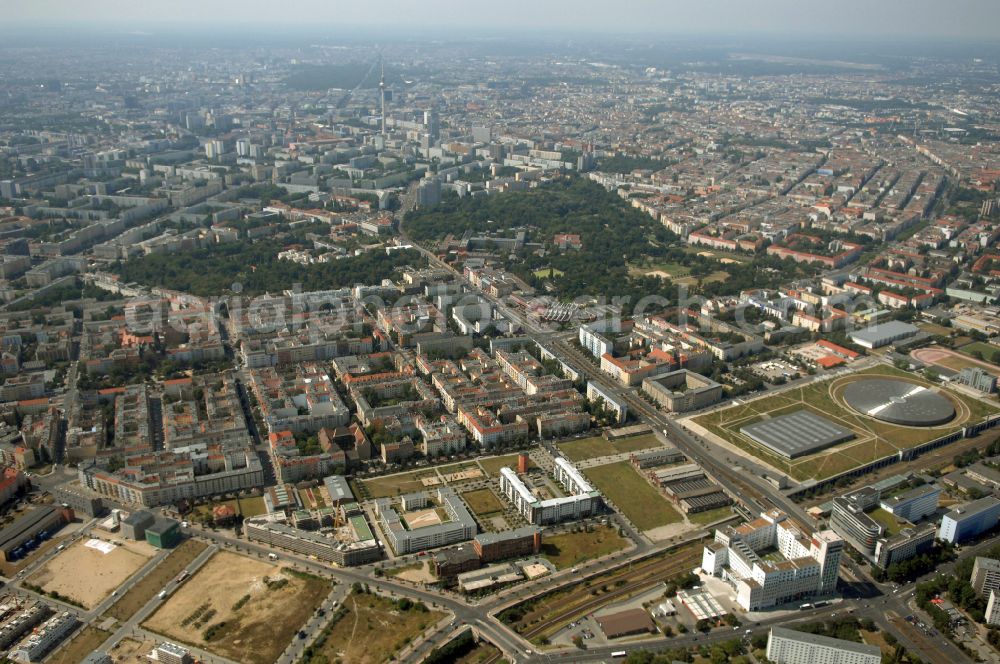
[5,0,1000,40]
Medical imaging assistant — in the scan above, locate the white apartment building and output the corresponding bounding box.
[702,509,843,611]
[766,626,881,664]
[498,457,601,525]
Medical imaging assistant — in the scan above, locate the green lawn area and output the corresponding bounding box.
[869,507,904,536]
[358,470,438,499]
[462,489,505,517]
[584,462,682,531]
[917,322,953,337]
[687,506,735,525]
[556,433,662,462]
[193,495,266,520]
[933,353,1000,376]
[703,270,730,284]
[681,245,751,263]
[478,454,535,477]
[540,525,630,569]
[534,267,565,278]
[957,341,1000,361]
[629,261,692,278]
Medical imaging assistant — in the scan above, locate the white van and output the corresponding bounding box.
[268,553,279,561]
[157,590,168,600]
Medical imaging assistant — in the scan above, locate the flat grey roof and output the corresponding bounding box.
[146,517,179,535]
[0,506,57,551]
[474,526,539,545]
[123,510,154,526]
[849,320,918,346]
[945,496,1000,522]
[741,410,855,459]
[770,626,882,656]
[843,379,954,426]
[323,475,354,503]
[881,482,940,508]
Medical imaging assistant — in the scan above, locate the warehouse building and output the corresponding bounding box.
[0,506,73,562]
[323,475,354,506]
[741,410,855,459]
[121,510,155,541]
[595,608,656,639]
[145,518,181,549]
[848,321,918,349]
[629,447,685,469]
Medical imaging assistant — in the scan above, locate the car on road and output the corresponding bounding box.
[298,631,307,639]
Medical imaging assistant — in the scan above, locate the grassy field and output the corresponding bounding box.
[869,508,904,536]
[192,495,267,520]
[144,552,330,664]
[703,270,730,284]
[692,364,1000,482]
[917,322,953,337]
[45,626,110,664]
[681,246,751,264]
[957,341,1000,360]
[584,462,682,531]
[628,261,691,279]
[478,453,535,477]
[358,470,440,499]
[462,489,505,517]
[687,506,735,525]
[105,539,208,622]
[932,353,1000,376]
[302,591,444,664]
[556,433,662,462]
[540,525,630,569]
[534,267,565,278]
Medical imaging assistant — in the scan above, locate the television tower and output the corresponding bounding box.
[379,58,387,137]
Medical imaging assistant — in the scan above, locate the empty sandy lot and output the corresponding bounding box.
[403,508,443,529]
[29,537,154,609]
[144,551,329,664]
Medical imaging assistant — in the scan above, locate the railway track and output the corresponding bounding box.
[477,548,701,664]
[551,339,781,514]
[514,547,702,643]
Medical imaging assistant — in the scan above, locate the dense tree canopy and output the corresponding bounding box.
[405,177,682,311]
[112,240,423,297]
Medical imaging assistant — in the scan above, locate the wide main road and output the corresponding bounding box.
[398,217,812,519]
